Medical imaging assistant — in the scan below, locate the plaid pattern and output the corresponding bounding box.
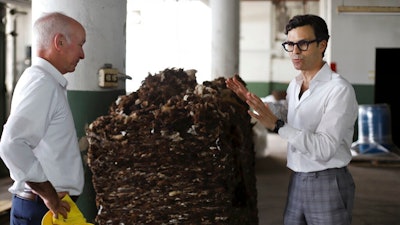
[284,167,355,225]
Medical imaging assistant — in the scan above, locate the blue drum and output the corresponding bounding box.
[353,104,394,154]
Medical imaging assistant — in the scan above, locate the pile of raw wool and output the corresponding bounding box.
[86,68,258,225]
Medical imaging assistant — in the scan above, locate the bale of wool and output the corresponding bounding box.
[86,68,258,225]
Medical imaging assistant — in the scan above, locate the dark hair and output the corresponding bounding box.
[284,14,330,42]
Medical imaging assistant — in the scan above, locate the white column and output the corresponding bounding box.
[210,0,240,79]
[32,0,127,91]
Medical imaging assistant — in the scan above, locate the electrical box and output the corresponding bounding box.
[98,67,119,88]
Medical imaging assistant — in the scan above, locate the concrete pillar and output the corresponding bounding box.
[210,0,240,79]
[32,0,127,222]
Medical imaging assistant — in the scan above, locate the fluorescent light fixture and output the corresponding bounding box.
[337,6,400,15]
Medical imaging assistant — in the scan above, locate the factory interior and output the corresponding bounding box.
[1,0,400,224]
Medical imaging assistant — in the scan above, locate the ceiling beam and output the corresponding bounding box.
[0,0,30,7]
[337,6,400,14]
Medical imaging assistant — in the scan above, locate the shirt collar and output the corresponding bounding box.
[313,62,332,82]
[32,57,68,88]
[295,62,332,84]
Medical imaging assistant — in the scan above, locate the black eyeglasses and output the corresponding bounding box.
[281,39,318,52]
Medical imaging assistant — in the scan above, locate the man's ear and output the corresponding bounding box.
[54,33,64,50]
[321,40,328,49]
[319,39,328,52]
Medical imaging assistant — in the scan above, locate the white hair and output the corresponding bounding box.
[33,12,72,50]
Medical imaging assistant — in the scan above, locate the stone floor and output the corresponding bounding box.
[255,133,400,225]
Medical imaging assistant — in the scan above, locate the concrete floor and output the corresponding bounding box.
[1,133,399,225]
[256,133,400,225]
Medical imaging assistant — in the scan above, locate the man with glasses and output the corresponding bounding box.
[226,14,358,225]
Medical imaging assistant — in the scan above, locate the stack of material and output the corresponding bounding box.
[86,68,258,225]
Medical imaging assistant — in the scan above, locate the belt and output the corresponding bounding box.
[294,167,349,177]
[16,190,79,202]
[16,190,40,201]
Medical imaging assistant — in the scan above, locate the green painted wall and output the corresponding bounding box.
[68,89,126,223]
[246,82,288,98]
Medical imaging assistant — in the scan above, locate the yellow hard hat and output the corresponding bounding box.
[41,195,93,225]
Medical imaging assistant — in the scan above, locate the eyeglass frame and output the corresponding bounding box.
[281,39,319,52]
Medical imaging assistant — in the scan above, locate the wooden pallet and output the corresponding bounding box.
[351,152,400,167]
[0,177,12,216]
[0,200,11,214]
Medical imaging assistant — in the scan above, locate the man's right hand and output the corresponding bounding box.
[225,76,249,102]
[27,181,71,219]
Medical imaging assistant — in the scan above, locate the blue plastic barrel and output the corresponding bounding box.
[355,104,393,154]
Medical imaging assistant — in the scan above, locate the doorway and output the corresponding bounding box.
[375,48,400,148]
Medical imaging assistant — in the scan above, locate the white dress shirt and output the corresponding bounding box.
[0,57,84,195]
[277,63,358,172]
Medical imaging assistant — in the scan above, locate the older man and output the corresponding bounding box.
[0,12,86,225]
